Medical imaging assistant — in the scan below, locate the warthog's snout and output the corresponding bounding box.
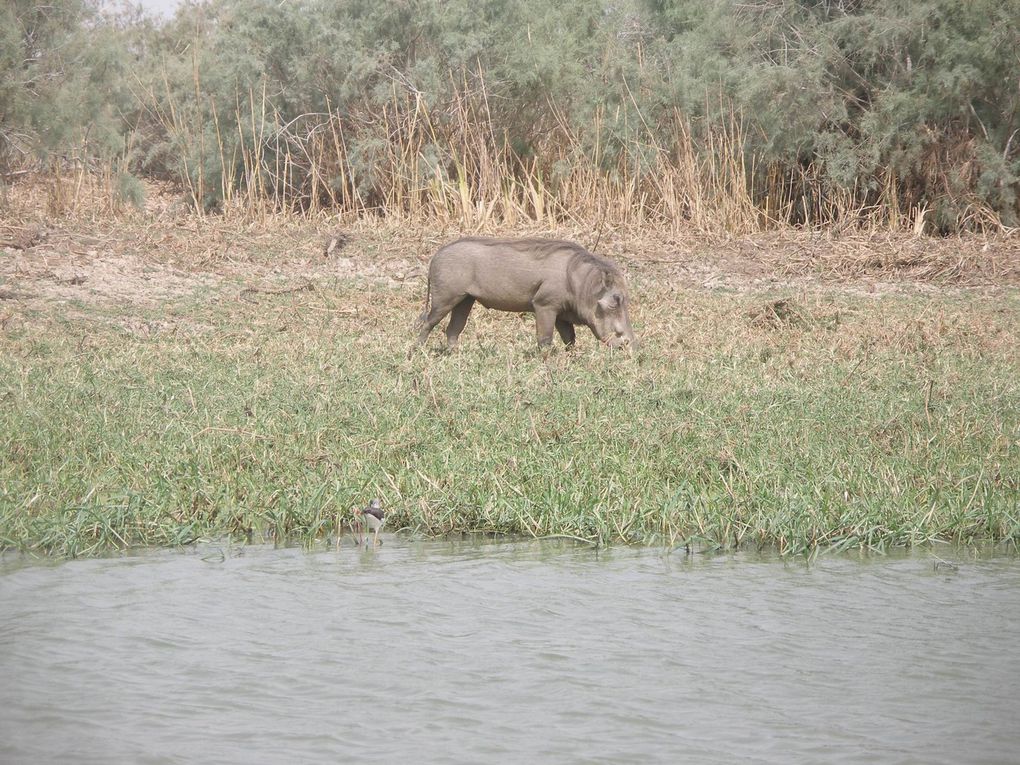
[605,330,637,349]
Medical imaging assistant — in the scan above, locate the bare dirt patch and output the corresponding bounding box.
[601,229,1020,296]
[2,180,1019,324]
[0,216,433,317]
[1,226,216,307]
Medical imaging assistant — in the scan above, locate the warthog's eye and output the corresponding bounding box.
[598,291,622,312]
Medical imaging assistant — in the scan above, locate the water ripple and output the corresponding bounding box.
[1,543,1018,764]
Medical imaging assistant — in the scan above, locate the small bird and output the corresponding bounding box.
[353,499,385,546]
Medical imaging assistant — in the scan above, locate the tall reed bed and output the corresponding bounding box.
[126,67,951,234]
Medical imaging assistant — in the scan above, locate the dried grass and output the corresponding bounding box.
[15,64,1005,236]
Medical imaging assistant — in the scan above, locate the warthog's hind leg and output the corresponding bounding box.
[445,296,476,349]
[416,296,460,347]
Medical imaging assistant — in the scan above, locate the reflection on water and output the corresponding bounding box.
[1,539,1018,764]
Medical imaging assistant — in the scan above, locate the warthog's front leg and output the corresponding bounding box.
[555,318,576,347]
[534,307,558,348]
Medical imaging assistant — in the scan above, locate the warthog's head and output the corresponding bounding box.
[593,286,637,348]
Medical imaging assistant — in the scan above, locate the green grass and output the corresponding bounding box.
[2,275,1019,557]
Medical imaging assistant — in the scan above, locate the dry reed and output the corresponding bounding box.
[25,66,996,235]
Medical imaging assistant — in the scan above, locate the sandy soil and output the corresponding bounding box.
[2,187,1019,320]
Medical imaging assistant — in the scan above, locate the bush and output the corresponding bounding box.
[2,0,1018,230]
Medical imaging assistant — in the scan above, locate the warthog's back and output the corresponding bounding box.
[429,237,586,311]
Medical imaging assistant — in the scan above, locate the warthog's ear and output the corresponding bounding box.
[598,291,622,311]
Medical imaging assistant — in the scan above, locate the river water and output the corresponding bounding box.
[1,539,1018,764]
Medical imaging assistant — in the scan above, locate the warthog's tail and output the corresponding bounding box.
[408,275,432,358]
[413,275,432,330]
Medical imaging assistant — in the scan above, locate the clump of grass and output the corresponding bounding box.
[747,298,807,330]
[2,265,1018,557]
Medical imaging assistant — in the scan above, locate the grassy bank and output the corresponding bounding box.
[2,237,1018,556]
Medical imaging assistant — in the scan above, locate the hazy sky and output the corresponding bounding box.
[125,0,183,18]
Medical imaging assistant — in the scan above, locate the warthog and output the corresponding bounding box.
[415,237,636,349]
